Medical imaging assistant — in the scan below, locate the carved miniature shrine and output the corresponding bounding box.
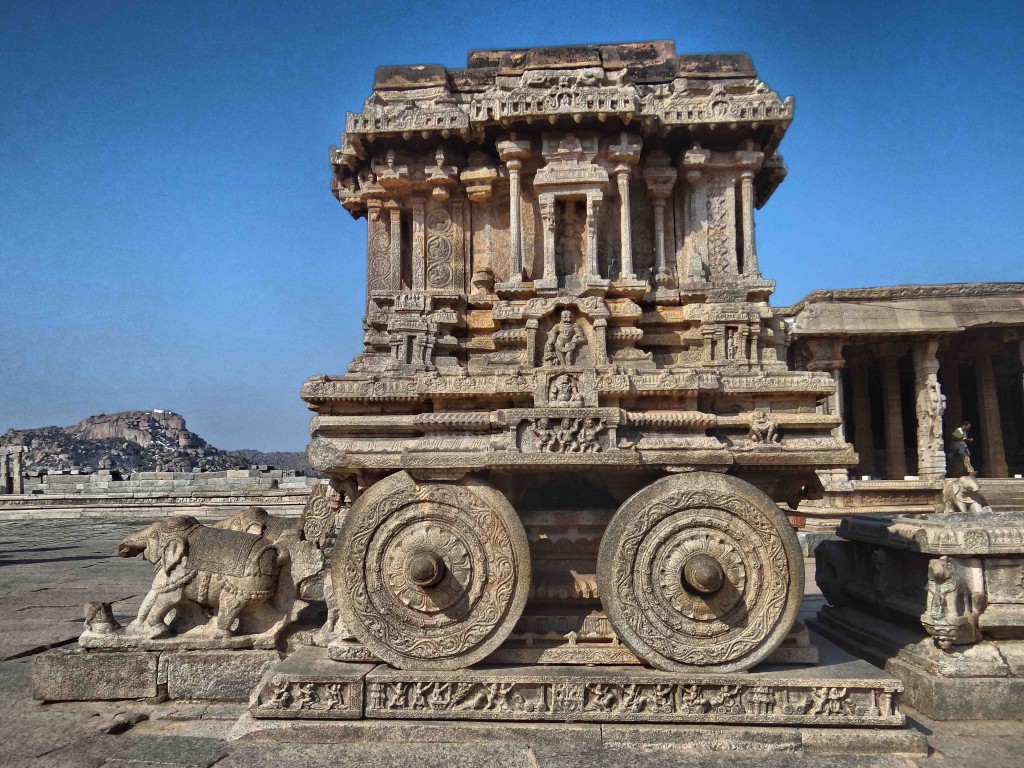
[35,42,920,733]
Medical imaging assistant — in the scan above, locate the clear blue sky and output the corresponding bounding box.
[1,1,1022,451]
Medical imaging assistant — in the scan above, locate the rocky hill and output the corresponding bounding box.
[0,411,309,474]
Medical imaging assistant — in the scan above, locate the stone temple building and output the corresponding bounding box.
[786,284,1024,482]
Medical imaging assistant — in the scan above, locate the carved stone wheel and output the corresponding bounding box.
[333,471,531,670]
[597,471,804,673]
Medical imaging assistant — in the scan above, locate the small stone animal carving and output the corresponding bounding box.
[941,476,990,514]
[118,516,282,639]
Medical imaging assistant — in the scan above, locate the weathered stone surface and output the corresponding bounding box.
[165,649,282,701]
[33,648,158,701]
[334,472,531,670]
[249,646,373,719]
[361,636,903,726]
[306,39,862,679]
[815,510,1024,718]
[597,472,804,673]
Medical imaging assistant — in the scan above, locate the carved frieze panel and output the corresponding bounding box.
[364,668,902,725]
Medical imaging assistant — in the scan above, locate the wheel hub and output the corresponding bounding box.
[682,553,725,594]
[406,550,446,587]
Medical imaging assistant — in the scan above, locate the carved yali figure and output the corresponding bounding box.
[597,472,804,673]
[333,471,531,670]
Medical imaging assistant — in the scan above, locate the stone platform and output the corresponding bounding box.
[813,512,1024,719]
[246,632,903,727]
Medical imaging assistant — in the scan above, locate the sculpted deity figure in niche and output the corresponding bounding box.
[544,310,584,367]
[749,411,780,444]
[548,373,584,407]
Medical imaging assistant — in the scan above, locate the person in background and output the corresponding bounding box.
[947,426,975,477]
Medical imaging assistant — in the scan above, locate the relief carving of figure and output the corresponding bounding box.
[924,555,984,650]
[917,377,946,448]
[532,417,554,452]
[578,418,605,453]
[749,411,780,444]
[555,418,581,451]
[548,373,584,407]
[544,310,584,366]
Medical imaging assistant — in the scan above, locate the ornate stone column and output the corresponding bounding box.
[387,203,402,292]
[539,196,556,283]
[976,343,1009,477]
[497,135,532,284]
[913,339,947,481]
[586,196,602,279]
[681,144,710,283]
[880,351,908,480]
[739,169,759,278]
[850,363,876,477]
[411,196,426,291]
[806,338,847,484]
[643,150,677,288]
[609,133,642,281]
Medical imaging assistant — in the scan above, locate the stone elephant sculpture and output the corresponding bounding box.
[941,476,990,514]
[118,515,284,639]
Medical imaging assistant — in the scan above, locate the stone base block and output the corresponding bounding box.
[164,650,282,702]
[812,605,1024,720]
[250,646,374,719]
[230,716,927,756]
[33,648,158,701]
[364,658,902,726]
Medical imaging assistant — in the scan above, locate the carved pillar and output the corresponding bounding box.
[913,339,947,481]
[388,204,402,292]
[586,196,601,279]
[615,170,634,278]
[976,344,1009,477]
[497,135,532,284]
[880,352,908,480]
[681,145,710,283]
[850,363,876,477]
[539,196,556,282]
[411,196,425,291]
[609,133,642,281]
[806,338,847,484]
[643,150,677,288]
[652,197,668,279]
[739,169,759,278]
[593,318,609,366]
[941,352,963,438]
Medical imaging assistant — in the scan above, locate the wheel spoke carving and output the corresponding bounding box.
[597,472,803,672]
[333,471,530,670]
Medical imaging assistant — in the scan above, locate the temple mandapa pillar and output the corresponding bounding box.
[881,352,908,480]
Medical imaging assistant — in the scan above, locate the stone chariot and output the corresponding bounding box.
[303,40,856,677]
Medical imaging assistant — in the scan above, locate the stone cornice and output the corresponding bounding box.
[778,282,1024,318]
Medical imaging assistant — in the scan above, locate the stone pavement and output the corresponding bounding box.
[2,519,1023,767]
